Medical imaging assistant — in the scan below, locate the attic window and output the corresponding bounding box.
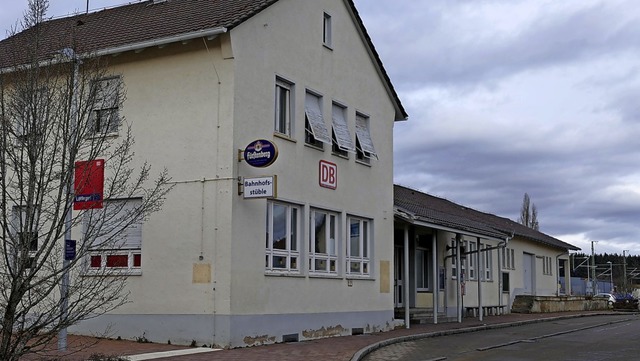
[150,0,167,5]
[323,12,332,48]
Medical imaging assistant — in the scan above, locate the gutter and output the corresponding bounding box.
[1,27,228,74]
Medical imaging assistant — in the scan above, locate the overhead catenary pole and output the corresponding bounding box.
[607,261,613,292]
[623,250,628,292]
[591,241,596,293]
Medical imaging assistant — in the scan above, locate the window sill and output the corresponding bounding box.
[331,152,350,160]
[304,143,325,151]
[265,271,304,278]
[355,159,372,167]
[309,273,340,279]
[87,131,119,140]
[323,43,333,51]
[346,275,374,281]
[273,132,296,143]
[83,269,142,276]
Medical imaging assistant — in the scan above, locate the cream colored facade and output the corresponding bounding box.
[70,0,404,348]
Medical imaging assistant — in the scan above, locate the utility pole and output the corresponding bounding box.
[591,241,596,293]
[623,250,629,292]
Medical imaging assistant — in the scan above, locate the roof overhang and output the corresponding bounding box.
[94,26,228,57]
[395,207,506,243]
[1,26,228,74]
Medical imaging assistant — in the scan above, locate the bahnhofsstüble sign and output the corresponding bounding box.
[243,176,277,199]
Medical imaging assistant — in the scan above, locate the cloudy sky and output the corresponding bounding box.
[2,0,640,256]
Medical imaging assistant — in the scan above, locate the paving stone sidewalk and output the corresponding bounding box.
[26,311,617,361]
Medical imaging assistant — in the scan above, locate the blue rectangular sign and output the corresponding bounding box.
[65,239,76,261]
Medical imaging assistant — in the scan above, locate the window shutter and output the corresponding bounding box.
[88,198,142,250]
[304,93,331,144]
[355,115,378,159]
[331,104,355,152]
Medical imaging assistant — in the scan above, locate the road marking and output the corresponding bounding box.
[476,317,634,352]
[125,347,221,360]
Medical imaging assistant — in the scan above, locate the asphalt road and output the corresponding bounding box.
[363,314,640,361]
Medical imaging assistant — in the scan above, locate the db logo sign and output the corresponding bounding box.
[319,160,337,190]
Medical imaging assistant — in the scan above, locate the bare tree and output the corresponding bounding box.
[0,1,171,359]
[518,193,539,230]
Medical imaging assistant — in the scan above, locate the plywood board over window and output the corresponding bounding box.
[193,263,211,283]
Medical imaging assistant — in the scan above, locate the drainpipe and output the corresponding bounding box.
[432,233,438,324]
[498,236,511,311]
[404,225,410,329]
[456,233,462,323]
[498,243,502,310]
[555,252,567,296]
[477,237,482,322]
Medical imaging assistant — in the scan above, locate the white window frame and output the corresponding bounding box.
[274,77,294,137]
[304,91,331,147]
[502,247,515,270]
[12,205,39,269]
[355,113,377,163]
[467,241,476,280]
[14,86,48,140]
[346,216,371,277]
[416,246,430,291]
[451,238,463,279]
[266,201,300,274]
[480,243,493,281]
[88,249,142,274]
[309,209,339,275]
[91,77,121,135]
[323,12,332,48]
[543,256,553,275]
[84,198,143,275]
[331,102,354,156]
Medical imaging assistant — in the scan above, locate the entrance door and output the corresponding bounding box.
[523,253,534,294]
[394,246,403,307]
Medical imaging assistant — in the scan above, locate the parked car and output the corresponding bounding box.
[594,293,616,306]
[611,293,639,310]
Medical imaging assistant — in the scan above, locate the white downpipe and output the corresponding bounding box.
[456,234,462,323]
[432,233,438,324]
[477,237,483,322]
[404,225,410,329]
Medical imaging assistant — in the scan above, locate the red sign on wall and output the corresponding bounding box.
[74,159,105,210]
[319,160,337,190]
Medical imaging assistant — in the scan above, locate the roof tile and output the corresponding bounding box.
[394,184,580,251]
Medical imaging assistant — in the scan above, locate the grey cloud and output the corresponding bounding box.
[360,1,640,89]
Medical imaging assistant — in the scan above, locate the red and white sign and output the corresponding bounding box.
[74,159,105,210]
[319,160,337,190]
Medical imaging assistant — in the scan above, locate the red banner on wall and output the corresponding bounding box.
[74,159,105,210]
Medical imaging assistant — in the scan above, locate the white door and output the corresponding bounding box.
[523,253,534,294]
[394,246,403,307]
